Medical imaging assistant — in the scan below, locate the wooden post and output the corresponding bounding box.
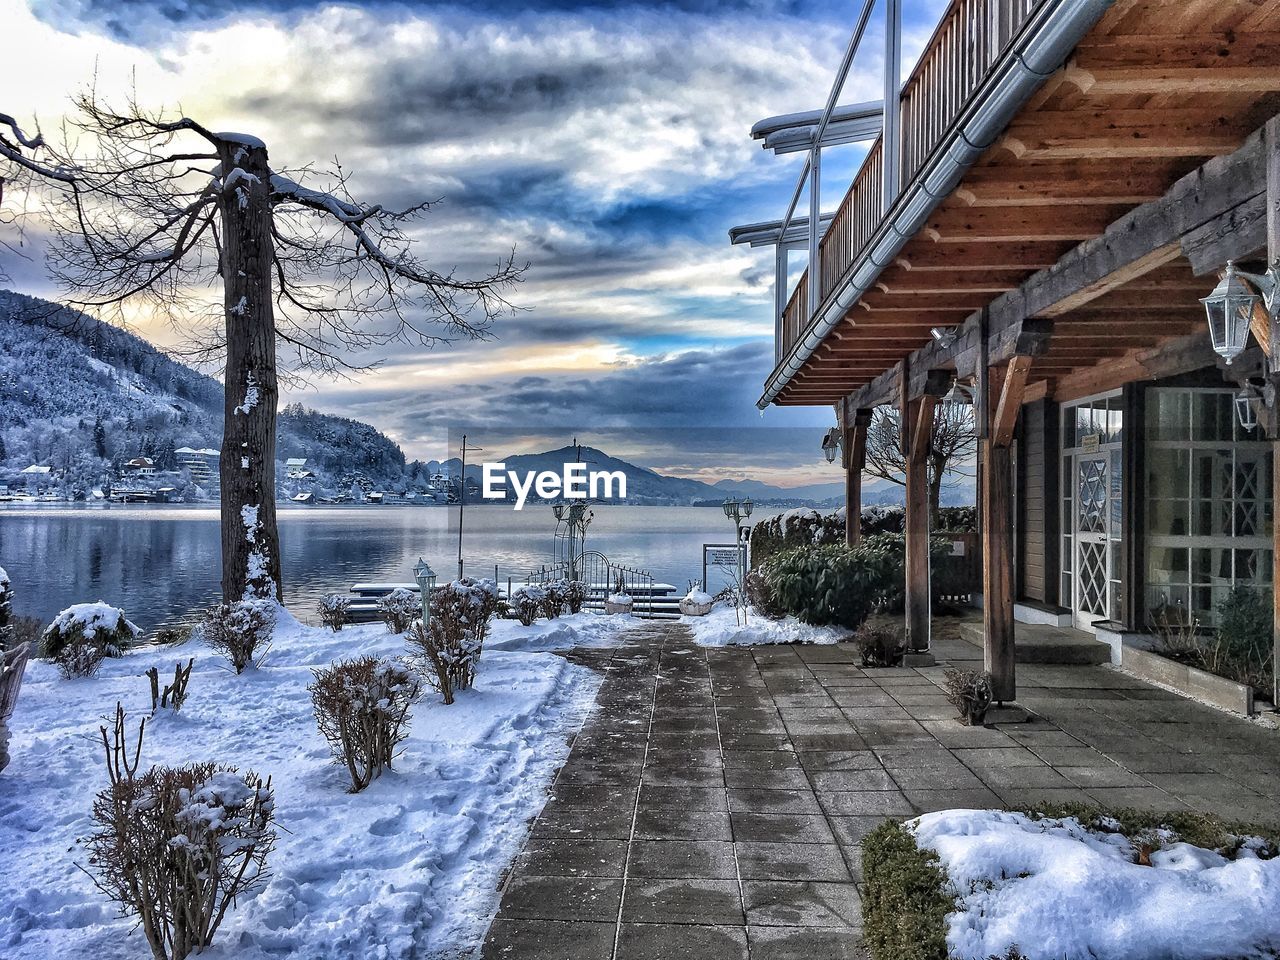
[1266,115,1280,708]
[905,394,937,654]
[845,409,871,546]
[983,354,1032,703]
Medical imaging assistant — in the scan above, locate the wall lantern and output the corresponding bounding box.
[821,427,842,464]
[1202,260,1278,366]
[412,556,437,629]
[1235,382,1262,432]
[930,326,958,348]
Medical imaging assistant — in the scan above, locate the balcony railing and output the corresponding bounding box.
[777,0,1045,361]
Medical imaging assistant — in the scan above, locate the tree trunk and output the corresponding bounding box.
[215,138,282,602]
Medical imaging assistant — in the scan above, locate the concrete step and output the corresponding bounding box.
[958,621,1111,665]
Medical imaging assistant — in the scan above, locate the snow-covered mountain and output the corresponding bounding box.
[0,290,407,497]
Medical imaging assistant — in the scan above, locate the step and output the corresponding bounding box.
[958,621,1112,665]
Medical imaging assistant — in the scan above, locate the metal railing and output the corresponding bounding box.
[777,0,1047,360]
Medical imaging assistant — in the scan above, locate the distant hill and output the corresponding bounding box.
[713,477,847,502]
[0,290,406,498]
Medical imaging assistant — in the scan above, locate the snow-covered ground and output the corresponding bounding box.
[910,809,1280,960]
[685,603,849,646]
[0,610,624,959]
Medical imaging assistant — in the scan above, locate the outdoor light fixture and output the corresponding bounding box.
[821,427,842,464]
[1235,383,1262,432]
[412,557,437,629]
[931,326,959,348]
[1202,260,1280,366]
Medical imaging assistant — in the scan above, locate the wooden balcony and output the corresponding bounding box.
[777,0,1046,364]
[768,0,1280,408]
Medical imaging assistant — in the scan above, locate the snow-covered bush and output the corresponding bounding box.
[317,593,351,632]
[40,602,138,678]
[85,704,276,960]
[1,641,31,772]
[541,580,569,619]
[750,509,844,569]
[376,587,420,634]
[510,585,545,627]
[408,578,500,704]
[0,566,13,650]
[743,570,784,620]
[310,656,421,791]
[201,598,275,674]
[564,580,588,614]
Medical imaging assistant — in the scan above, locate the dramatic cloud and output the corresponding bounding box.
[4,0,950,481]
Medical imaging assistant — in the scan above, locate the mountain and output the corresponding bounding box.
[0,290,407,498]
[713,477,847,502]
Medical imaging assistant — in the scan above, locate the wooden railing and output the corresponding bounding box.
[776,0,1046,362]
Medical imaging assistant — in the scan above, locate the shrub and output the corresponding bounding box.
[1210,586,1272,688]
[147,659,194,714]
[541,580,568,619]
[377,587,420,634]
[152,622,195,646]
[318,593,351,632]
[310,656,421,791]
[84,705,275,960]
[944,668,993,725]
[201,599,275,674]
[41,603,138,679]
[744,569,785,620]
[408,578,500,703]
[750,509,845,569]
[856,623,905,667]
[564,580,588,614]
[0,566,12,651]
[862,819,953,960]
[510,584,545,626]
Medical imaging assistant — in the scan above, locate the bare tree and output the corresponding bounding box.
[2,93,523,601]
[865,402,976,526]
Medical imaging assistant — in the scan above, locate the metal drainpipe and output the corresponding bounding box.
[757,0,1117,409]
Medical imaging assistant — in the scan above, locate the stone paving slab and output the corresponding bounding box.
[482,621,1280,960]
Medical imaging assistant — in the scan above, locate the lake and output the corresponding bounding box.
[0,503,785,631]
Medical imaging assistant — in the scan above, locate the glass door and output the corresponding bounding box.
[1074,454,1112,630]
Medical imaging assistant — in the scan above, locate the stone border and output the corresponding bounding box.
[1122,646,1255,716]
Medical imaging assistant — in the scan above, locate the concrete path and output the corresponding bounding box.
[481,620,1280,960]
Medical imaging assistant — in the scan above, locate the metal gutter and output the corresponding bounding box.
[757,0,1116,409]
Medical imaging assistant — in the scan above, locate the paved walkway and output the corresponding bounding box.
[481,621,1280,960]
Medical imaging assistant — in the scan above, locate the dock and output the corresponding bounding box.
[345,580,683,622]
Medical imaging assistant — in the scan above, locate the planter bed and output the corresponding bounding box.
[863,804,1280,960]
[1122,645,1256,716]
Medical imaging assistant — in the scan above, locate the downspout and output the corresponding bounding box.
[757,0,1115,410]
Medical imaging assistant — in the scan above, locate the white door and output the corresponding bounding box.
[1073,454,1112,631]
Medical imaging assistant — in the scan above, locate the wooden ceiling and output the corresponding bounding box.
[775,0,1280,406]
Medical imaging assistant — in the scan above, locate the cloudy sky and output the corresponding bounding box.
[2,0,948,486]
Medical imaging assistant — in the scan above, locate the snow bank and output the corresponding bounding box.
[910,809,1280,960]
[687,604,848,647]
[0,613,606,959]
[486,611,629,652]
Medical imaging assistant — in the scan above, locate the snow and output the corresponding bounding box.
[234,373,260,416]
[215,132,267,149]
[607,592,632,604]
[683,587,714,605]
[230,295,248,317]
[687,603,848,647]
[0,611,619,959]
[0,565,8,590]
[909,809,1280,960]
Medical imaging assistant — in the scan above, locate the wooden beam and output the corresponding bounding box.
[982,435,1017,702]
[1051,332,1224,403]
[998,109,1250,161]
[1066,64,1280,96]
[924,205,1130,243]
[893,241,1069,271]
[1182,190,1268,275]
[904,393,936,655]
[993,355,1033,449]
[1266,114,1280,708]
[1039,244,1182,316]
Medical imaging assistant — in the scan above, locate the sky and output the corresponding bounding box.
[1,0,950,487]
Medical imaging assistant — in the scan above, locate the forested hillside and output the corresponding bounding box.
[0,291,409,498]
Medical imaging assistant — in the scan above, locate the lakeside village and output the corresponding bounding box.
[0,449,467,506]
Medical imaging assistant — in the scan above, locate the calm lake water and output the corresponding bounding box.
[0,503,783,631]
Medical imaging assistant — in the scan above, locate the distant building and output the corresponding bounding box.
[123,457,157,476]
[20,465,51,476]
[284,457,315,480]
[175,447,220,486]
[292,491,315,504]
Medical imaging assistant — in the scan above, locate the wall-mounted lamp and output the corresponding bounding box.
[821,427,842,464]
[1202,260,1280,366]
[931,326,959,348]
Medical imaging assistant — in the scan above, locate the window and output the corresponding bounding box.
[1144,388,1272,626]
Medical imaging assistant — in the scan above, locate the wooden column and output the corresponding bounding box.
[845,409,871,546]
[904,392,937,655]
[983,354,1033,703]
[1267,115,1280,708]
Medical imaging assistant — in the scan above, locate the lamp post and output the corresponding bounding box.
[722,496,753,586]
[413,557,437,631]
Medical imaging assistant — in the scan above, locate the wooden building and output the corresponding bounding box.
[735,0,1280,702]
